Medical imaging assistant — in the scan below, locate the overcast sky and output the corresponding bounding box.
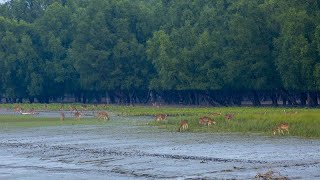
[0,0,8,4]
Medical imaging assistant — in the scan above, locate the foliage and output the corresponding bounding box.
[0,0,320,106]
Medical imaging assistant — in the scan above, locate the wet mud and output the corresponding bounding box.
[0,111,319,179]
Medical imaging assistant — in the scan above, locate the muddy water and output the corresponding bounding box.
[0,112,319,179]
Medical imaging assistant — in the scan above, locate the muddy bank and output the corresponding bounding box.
[0,115,319,179]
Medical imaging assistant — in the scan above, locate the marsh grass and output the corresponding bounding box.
[0,104,319,138]
[109,106,320,138]
[0,115,106,128]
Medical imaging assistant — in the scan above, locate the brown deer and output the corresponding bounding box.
[225,113,235,120]
[199,116,216,126]
[207,119,216,126]
[155,114,167,122]
[74,111,81,120]
[60,112,65,121]
[273,123,289,135]
[13,105,23,113]
[177,120,189,132]
[97,111,109,121]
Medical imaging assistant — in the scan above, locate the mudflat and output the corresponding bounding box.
[0,114,319,179]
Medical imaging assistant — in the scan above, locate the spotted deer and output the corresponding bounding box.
[155,114,167,122]
[60,112,65,121]
[199,116,216,126]
[97,111,109,121]
[74,111,81,120]
[177,120,189,132]
[273,123,289,135]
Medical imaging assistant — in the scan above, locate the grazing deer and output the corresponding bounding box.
[273,123,289,135]
[199,116,216,126]
[207,119,216,126]
[97,111,109,121]
[155,114,167,122]
[225,113,235,120]
[13,105,23,113]
[74,111,81,120]
[177,120,189,132]
[60,112,65,121]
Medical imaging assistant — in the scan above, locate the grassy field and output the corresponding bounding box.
[0,103,319,138]
[108,105,320,138]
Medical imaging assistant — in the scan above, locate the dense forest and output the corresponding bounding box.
[0,0,320,106]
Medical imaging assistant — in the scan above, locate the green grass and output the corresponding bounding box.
[107,105,320,138]
[0,115,107,128]
[0,104,319,138]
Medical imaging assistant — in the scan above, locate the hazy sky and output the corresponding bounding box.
[0,0,8,4]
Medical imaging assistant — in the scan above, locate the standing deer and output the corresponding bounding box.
[60,112,65,121]
[273,123,289,135]
[177,120,189,132]
[97,111,109,121]
[74,111,81,120]
[13,105,23,113]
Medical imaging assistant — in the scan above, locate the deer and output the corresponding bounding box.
[60,112,65,121]
[155,114,167,122]
[207,119,216,126]
[177,120,189,132]
[13,105,23,113]
[199,116,216,126]
[74,111,81,120]
[225,113,235,120]
[273,123,289,135]
[97,111,109,121]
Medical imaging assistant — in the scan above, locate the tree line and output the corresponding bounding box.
[0,0,320,106]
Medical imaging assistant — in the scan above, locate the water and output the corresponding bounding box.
[0,111,319,179]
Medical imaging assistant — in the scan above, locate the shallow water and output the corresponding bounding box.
[0,111,319,179]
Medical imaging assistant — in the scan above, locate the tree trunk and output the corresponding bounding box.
[252,91,261,106]
[300,92,307,106]
[307,92,318,107]
[271,92,278,106]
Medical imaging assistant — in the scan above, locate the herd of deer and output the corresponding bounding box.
[12,104,290,135]
[13,104,110,121]
[155,112,290,135]
[60,110,110,121]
